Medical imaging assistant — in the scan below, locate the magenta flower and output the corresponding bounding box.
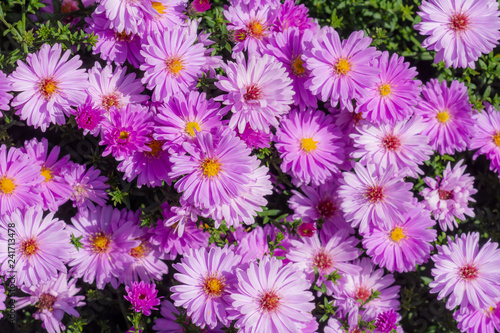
[9,43,88,131]
[0,70,12,112]
[236,124,272,149]
[414,79,474,155]
[15,273,85,333]
[421,159,477,231]
[429,232,500,310]
[275,109,345,186]
[454,301,500,333]
[470,103,500,175]
[297,222,317,237]
[375,309,399,333]
[231,256,315,332]
[356,51,422,124]
[0,207,72,287]
[271,0,318,33]
[74,96,105,136]
[415,0,500,69]
[125,281,162,316]
[64,163,109,212]
[215,54,294,133]
[189,0,211,14]
[303,28,380,110]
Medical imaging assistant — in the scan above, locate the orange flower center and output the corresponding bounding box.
[334,58,351,75]
[202,274,226,298]
[21,238,39,256]
[259,290,282,312]
[165,57,184,77]
[89,232,111,254]
[201,158,221,178]
[39,78,59,100]
[0,176,16,194]
[291,56,306,76]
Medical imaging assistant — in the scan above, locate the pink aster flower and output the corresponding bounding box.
[429,232,500,310]
[171,246,241,329]
[95,0,152,36]
[271,0,319,33]
[74,96,105,136]
[231,256,315,332]
[415,0,500,69]
[0,207,72,287]
[15,273,85,333]
[144,0,188,32]
[64,163,109,212]
[189,0,211,14]
[275,109,345,186]
[375,309,399,333]
[362,204,437,273]
[303,28,380,110]
[356,51,422,124]
[470,103,500,175]
[414,79,474,155]
[350,116,433,178]
[236,124,272,149]
[421,159,477,231]
[0,70,12,112]
[140,27,208,102]
[215,54,294,133]
[68,206,142,289]
[125,281,162,316]
[9,43,88,131]
[454,301,500,333]
[338,163,414,234]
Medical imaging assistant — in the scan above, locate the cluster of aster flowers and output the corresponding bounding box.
[0,0,500,332]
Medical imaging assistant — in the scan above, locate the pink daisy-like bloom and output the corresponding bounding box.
[356,51,422,124]
[374,309,400,333]
[271,0,319,33]
[350,116,433,178]
[64,163,109,212]
[14,273,85,333]
[470,103,500,175]
[0,70,12,112]
[87,62,148,114]
[9,43,88,131]
[73,96,105,136]
[171,246,241,329]
[429,232,500,310]
[215,53,294,134]
[236,124,272,149]
[169,127,254,209]
[275,108,345,186]
[144,0,188,32]
[22,137,73,212]
[454,301,500,333]
[68,206,142,289]
[0,208,72,287]
[415,0,500,69]
[362,204,437,273]
[264,28,317,110]
[414,79,474,155]
[303,28,380,110]
[189,0,211,14]
[100,105,154,161]
[124,281,162,316]
[421,159,477,231]
[338,163,414,234]
[95,0,151,36]
[0,145,43,216]
[140,27,208,102]
[231,255,315,332]
[154,91,222,152]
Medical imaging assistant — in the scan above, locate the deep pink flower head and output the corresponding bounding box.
[124,281,162,316]
[470,103,500,176]
[189,0,211,13]
[236,124,272,149]
[297,222,317,237]
[415,0,500,69]
[0,70,12,112]
[271,0,319,33]
[375,309,398,333]
[74,96,105,136]
[429,232,500,310]
[64,163,109,212]
[454,300,500,333]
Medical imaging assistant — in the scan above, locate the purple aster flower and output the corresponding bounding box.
[0,145,43,216]
[123,234,169,284]
[421,159,477,231]
[264,28,317,110]
[94,0,151,36]
[429,232,500,310]
[338,163,414,234]
[87,62,148,113]
[215,53,294,133]
[14,273,85,333]
[275,109,345,186]
[454,301,500,333]
[231,256,315,332]
[375,309,399,333]
[0,70,12,112]
[68,206,142,289]
[414,79,474,155]
[470,103,500,175]
[271,0,319,33]
[236,124,272,149]
[100,105,154,161]
[144,0,188,32]
[0,207,72,287]
[169,127,254,209]
[189,0,211,14]
[171,246,241,329]
[154,91,221,152]
[140,27,208,102]
[22,137,73,211]
[356,51,422,124]
[362,204,437,273]
[74,96,105,136]
[350,116,433,178]
[64,163,109,212]
[9,43,88,131]
[303,28,380,110]
[125,281,162,316]
[415,0,500,69]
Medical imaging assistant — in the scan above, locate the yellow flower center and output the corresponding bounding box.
[185,121,201,137]
[378,84,391,97]
[201,158,221,178]
[247,20,266,39]
[151,1,165,14]
[115,30,132,42]
[130,241,147,258]
[390,227,406,242]
[89,232,111,254]
[41,167,53,182]
[119,131,129,140]
[291,56,306,76]
[145,140,163,158]
[493,132,500,147]
[39,78,59,100]
[334,58,351,75]
[0,176,16,194]
[21,238,38,256]
[166,57,184,77]
[300,137,318,152]
[437,111,450,123]
[203,275,226,298]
